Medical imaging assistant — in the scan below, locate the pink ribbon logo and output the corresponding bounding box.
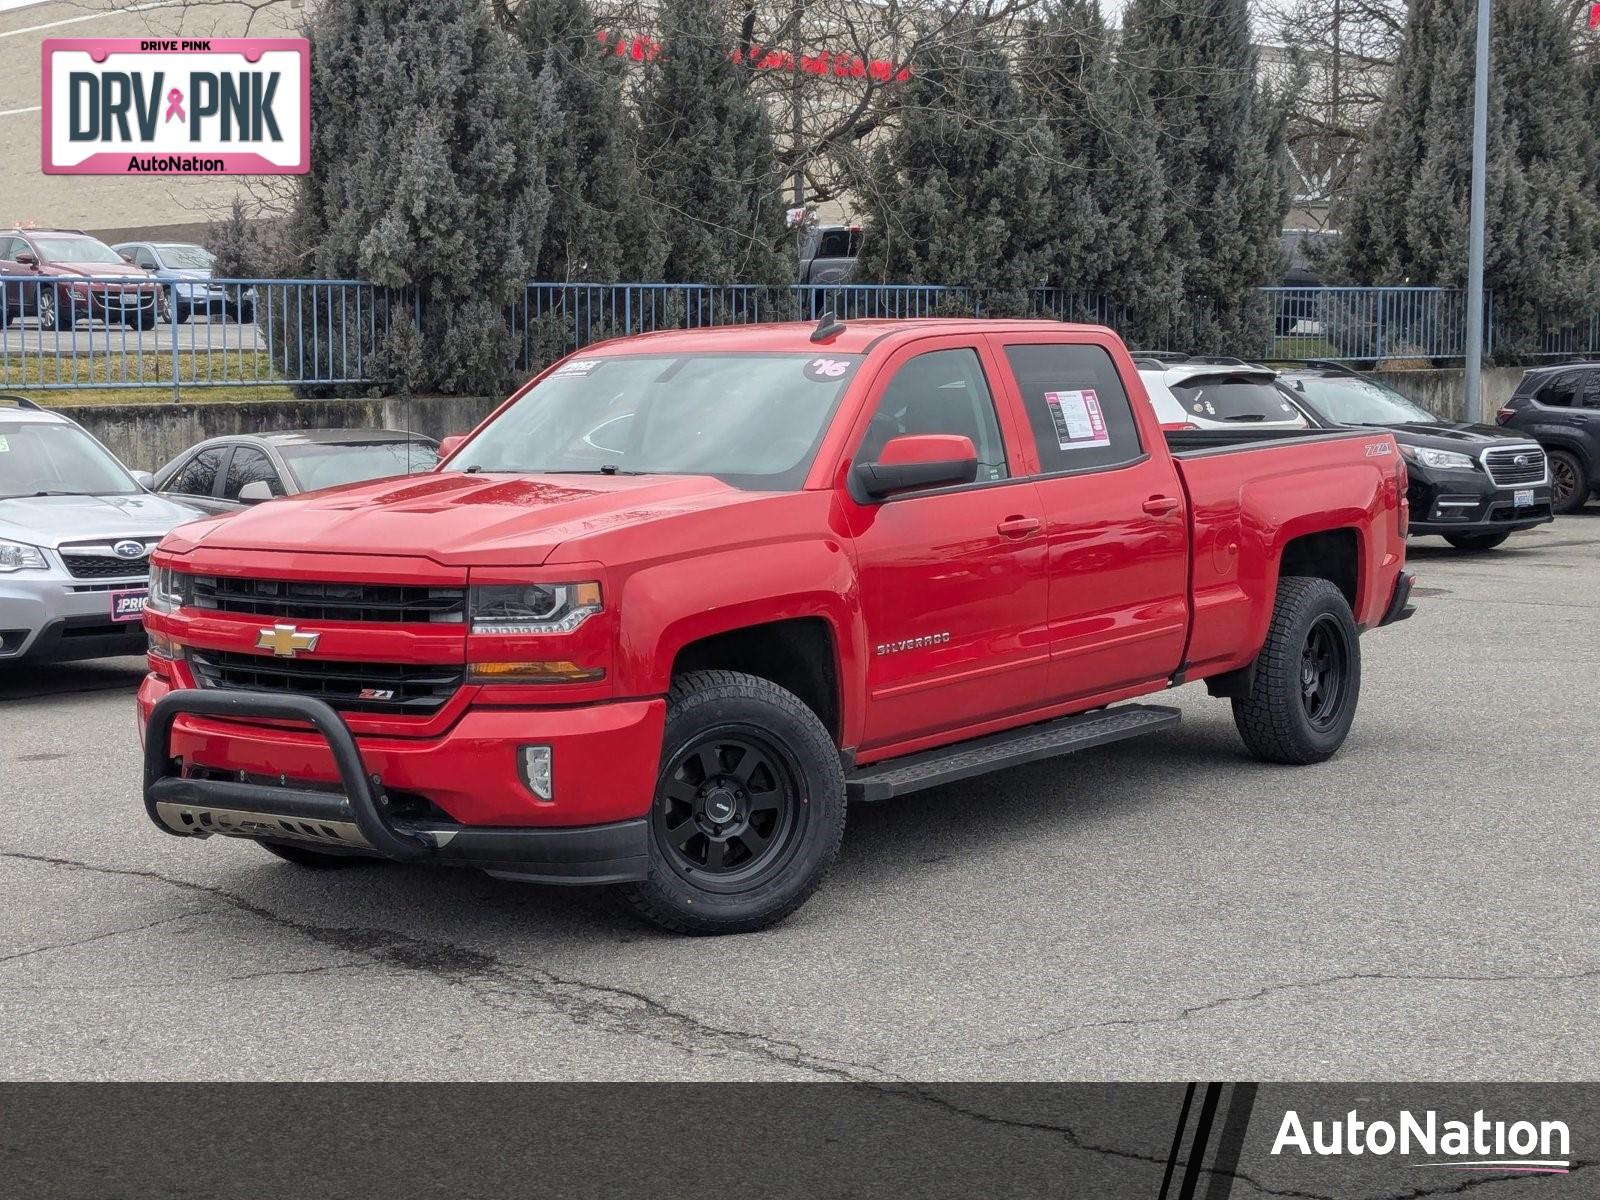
[164,87,185,123]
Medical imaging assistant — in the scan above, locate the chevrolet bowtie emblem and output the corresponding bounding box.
[256,624,320,658]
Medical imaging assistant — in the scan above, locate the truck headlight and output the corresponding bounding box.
[470,581,602,634]
[146,564,191,613]
[1401,445,1474,471]
[0,539,47,572]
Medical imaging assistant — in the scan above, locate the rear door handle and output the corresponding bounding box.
[997,516,1042,538]
[1142,495,1180,515]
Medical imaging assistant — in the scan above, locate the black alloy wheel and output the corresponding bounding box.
[1549,451,1585,514]
[654,731,804,886]
[1298,614,1351,732]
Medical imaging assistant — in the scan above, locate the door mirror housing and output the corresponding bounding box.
[129,470,155,489]
[438,433,467,460]
[237,480,276,504]
[853,434,979,501]
[15,252,36,267]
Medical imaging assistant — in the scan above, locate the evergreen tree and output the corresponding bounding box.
[508,0,661,281]
[853,24,1055,316]
[291,0,556,394]
[1121,0,1290,351]
[1017,0,1177,343]
[633,0,793,286]
[1332,0,1600,356]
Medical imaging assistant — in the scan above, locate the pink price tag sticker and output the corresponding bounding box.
[41,38,309,175]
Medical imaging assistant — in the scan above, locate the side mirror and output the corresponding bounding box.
[130,470,155,489]
[237,480,275,504]
[853,434,978,501]
[15,252,36,267]
[438,434,467,460]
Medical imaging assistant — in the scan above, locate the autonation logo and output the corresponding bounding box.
[1272,1108,1572,1175]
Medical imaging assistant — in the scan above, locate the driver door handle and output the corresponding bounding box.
[1142,495,1180,515]
[997,515,1042,538]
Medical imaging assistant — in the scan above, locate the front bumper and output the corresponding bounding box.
[1406,473,1552,535]
[67,288,159,319]
[137,681,663,884]
[0,572,147,662]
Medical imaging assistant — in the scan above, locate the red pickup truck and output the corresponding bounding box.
[139,318,1414,934]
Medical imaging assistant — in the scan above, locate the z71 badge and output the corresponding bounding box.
[875,632,951,656]
[1365,442,1393,456]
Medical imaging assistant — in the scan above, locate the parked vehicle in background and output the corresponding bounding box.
[138,318,1412,934]
[1134,355,1310,433]
[152,430,440,515]
[1276,361,1552,551]
[797,224,862,284]
[111,242,257,325]
[0,229,161,331]
[1496,362,1600,514]
[0,397,200,663]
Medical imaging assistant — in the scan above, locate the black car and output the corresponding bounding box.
[152,429,440,515]
[1495,362,1598,514]
[1276,363,1553,552]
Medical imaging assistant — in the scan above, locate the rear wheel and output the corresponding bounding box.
[258,839,373,867]
[618,670,845,935]
[1443,531,1511,552]
[1232,576,1361,765]
[1548,450,1587,514]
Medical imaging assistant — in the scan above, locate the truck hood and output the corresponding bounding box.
[0,491,203,549]
[181,471,764,566]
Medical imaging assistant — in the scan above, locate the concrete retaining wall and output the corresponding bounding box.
[51,364,1534,471]
[50,395,499,472]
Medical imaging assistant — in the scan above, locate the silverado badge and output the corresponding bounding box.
[256,624,320,658]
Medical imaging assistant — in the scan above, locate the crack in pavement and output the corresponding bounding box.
[0,848,892,1083]
[0,910,204,968]
[987,965,1600,1051]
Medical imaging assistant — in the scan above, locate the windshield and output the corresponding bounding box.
[450,353,861,490]
[30,236,123,265]
[156,244,215,270]
[0,421,139,497]
[1284,376,1438,425]
[280,441,440,491]
[1170,375,1307,424]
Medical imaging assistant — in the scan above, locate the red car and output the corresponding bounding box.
[0,228,161,331]
[138,318,1414,934]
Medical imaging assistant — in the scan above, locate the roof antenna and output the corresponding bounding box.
[810,308,846,343]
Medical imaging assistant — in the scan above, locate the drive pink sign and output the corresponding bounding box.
[42,38,309,175]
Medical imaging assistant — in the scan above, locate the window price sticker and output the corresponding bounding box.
[1043,389,1109,451]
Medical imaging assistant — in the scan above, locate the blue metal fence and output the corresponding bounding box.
[4,277,1597,398]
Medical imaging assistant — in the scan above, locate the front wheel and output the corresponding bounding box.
[1443,531,1511,552]
[1548,450,1588,514]
[618,670,845,935]
[38,288,73,332]
[1232,576,1361,765]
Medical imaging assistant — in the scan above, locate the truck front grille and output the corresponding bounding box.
[189,648,464,714]
[1483,446,1546,486]
[190,575,466,624]
[62,553,149,579]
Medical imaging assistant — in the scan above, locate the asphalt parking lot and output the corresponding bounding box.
[2,515,1597,1082]
[0,318,262,353]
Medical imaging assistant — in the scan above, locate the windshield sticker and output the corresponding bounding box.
[0,436,9,452]
[1044,389,1110,450]
[803,356,856,382]
[552,358,604,378]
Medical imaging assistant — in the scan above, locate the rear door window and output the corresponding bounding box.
[1537,372,1580,407]
[1169,375,1305,424]
[1582,373,1600,410]
[1004,343,1144,474]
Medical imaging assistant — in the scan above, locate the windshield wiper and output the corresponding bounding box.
[1220,414,1268,422]
[1,490,97,498]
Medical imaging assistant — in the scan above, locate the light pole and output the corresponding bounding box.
[1462,0,1491,424]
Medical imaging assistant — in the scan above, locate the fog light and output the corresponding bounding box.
[519,745,553,801]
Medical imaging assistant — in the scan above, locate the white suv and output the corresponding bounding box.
[1135,356,1310,433]
[0,397,200,664]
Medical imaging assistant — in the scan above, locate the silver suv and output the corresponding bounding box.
[0,397,201,664]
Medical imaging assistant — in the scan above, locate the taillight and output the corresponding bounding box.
[1495,407,1516,425]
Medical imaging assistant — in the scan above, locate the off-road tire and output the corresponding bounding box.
[258,838,373,867]
[618,670,845,935]
[1443,531,1511,552]
[1232,576,1361,765]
